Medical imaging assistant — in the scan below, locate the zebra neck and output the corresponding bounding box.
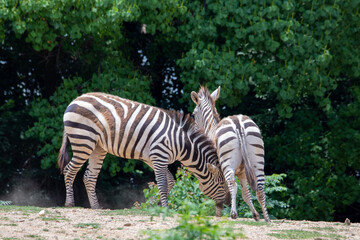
[205,117,219,139]
[178,132,217,184]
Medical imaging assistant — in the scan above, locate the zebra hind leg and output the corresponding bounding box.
[226,172,238,219]
[83,147,107,209]
[63,153,90,207]
[256,187,271,222]
[238,176,260,221]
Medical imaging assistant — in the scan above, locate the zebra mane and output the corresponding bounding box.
[198,86,221,123]
[165,110,203,135]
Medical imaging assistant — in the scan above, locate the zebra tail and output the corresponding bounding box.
[58,131,70,174]
[237,127,257,192]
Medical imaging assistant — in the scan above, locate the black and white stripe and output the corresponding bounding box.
[191,86,270,222]
[58,92,230,214]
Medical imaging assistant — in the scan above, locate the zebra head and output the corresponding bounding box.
[207,163,225,185]
[191,86,221,136]
[206,162,231,206]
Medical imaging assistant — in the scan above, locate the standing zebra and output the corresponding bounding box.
[58,92,230,216]
[191,86,271,222]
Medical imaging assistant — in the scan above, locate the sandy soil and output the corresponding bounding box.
[0,207,359,239]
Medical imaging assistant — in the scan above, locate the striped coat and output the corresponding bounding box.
[58,92,230,215]
[191,86,270,222]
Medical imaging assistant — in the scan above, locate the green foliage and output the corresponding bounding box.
[146,199,238,240]
[176,0,359,118]
[99,208,149,216]
[261,174,289,217]
[223,173,288,219]
[142,167,216,216]
[266,86,360,221]
[267,229,342,239]
[0,205,43,213]
[169,167,215,215]
[74,223,100,229]
[143,167,287,220]
[1,0,138,51]
[142,182,160,209]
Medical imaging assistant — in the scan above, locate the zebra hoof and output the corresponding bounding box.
[231,211,238,219]
[65,202,74,207]
[253,213,260,221]
[91,204,101,209]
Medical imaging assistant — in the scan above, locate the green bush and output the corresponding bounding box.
[142,167,215,215]
[146,199,237,240]
[223,173,288,219]
[143,167,288,220]
[142,182,160,209]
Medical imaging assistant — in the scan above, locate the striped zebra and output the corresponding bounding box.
[191,86,271,222]
[58,92,230,216]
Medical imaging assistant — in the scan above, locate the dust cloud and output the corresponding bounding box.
[1,174,149,210]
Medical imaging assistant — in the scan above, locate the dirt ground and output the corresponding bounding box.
[0,207,359,240]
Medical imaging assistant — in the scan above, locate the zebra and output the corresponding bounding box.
[58,92,230,216]
[191,86,271,222]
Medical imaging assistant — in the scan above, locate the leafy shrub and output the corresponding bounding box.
[143,167,288,219]
[146,199,237,240]
[223,173,288,219]
[142,166,216,216]
[142,182,160,209]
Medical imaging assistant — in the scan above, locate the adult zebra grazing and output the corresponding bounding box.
[58,92,230,216]
[191,86,271,222]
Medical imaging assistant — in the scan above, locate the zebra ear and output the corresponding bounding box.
[207,163,219,174]
[191,91,199,105]
[211,86,221,101]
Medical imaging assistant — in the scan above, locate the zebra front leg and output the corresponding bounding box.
[83,147,107,209]
[215,201,224,217]
[167,168,175,194]
[153,162,169,207]
[157,168,175,206]
[256,188,271,222]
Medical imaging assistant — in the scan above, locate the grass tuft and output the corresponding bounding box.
[24,235,45,239]
[41,216,69,222]
[75,223,100,229]
[0,205,42,214]
[267,229,343,239]
[230,220,269,226]
[100,208,149,216]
